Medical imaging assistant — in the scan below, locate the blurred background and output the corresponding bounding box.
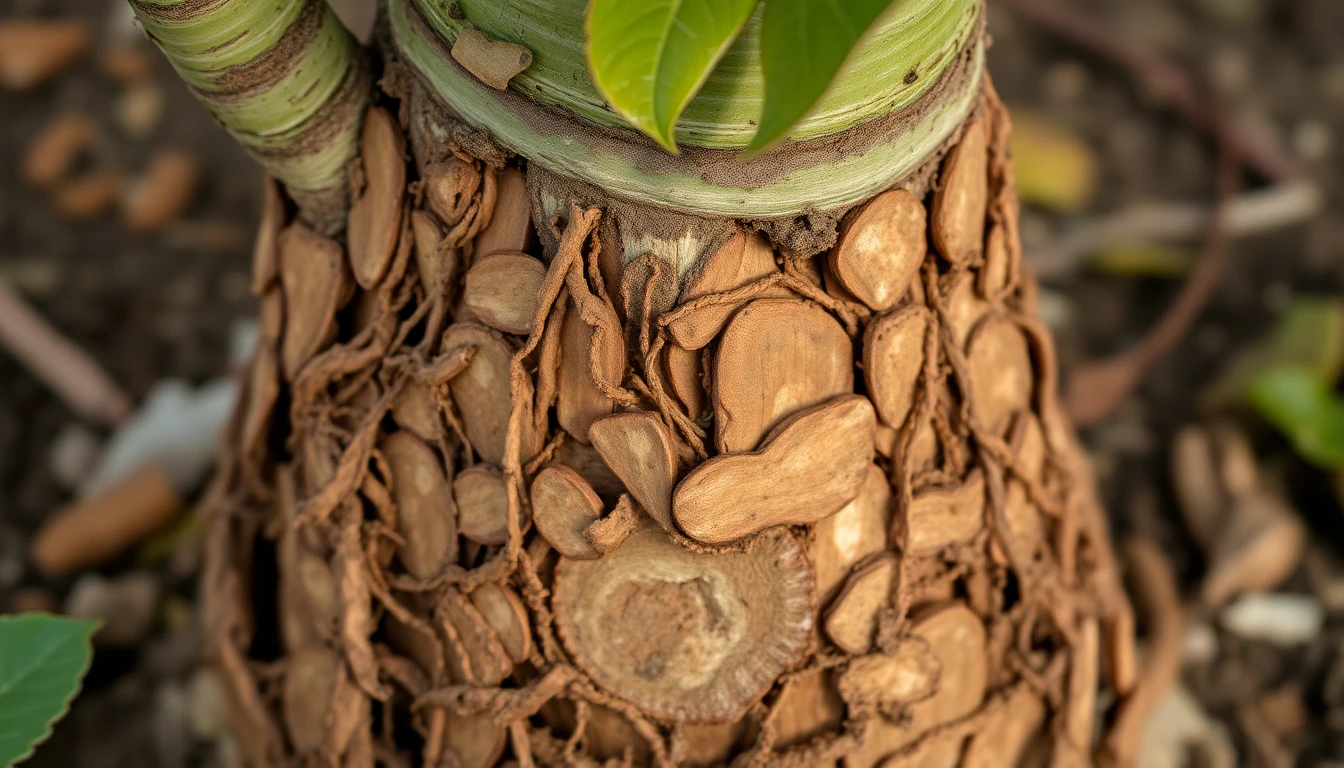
[0,0,1341,765]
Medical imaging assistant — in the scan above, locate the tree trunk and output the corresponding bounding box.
[176,0,1136,765]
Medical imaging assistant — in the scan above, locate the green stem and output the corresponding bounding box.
[129,0,370,227]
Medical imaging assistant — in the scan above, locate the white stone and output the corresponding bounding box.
[1220,593,1324,645]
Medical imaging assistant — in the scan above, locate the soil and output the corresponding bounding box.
[2,0,1343,766]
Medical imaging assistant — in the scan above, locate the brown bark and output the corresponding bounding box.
[202,72,1133,767]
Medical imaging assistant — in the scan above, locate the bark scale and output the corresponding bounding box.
[185,1,1138,766]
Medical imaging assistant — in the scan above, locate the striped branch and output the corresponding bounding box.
[130,0,370,228]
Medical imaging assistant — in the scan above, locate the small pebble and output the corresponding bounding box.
[64,571,162,645]
[116,80,165,138]
[1220,593,1324,645]
[155,681,190,767]
[1182,621,1219,665]
[1293,120,1332,162]
[49,422,102,490]
[188,668,229,741]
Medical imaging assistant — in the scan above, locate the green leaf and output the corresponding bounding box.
[0,614,97,766]
[751,0,899,152]
[1248,366,1344,470]
[586,0,759,152]
[1205,298,1344,409]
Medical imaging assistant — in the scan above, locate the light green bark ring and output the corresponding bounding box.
[391,0,984,218]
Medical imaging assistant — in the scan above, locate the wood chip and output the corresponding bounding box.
[961,686,1046,768]
[122,148,201,234]
[978,220,1015,300]
[830,189,926,311]
[945,269,989,349]
[473,167,533,257]
[554,439,625,497]
[998,413,1046,562]
[531,465,604,559]
[931,113,988,266]
[453,465,510,545]
[462,251,546,335]
[837,640,941,708]
[23,113,96,189]
[278,223,349,379]
[239,344,280,462]
[283,647,343,754]
[902,470,985,554]
[390,380,442,444]
[1203,490,1306,609]
[966,314,1033,436]
[771,668,846,748]
[665,341,706,418]
[410,209,447,295]
[553,517,813,722]
[383,431,457,579]
[439,588,512,686]
[713,297,854,452]
[424,158,480,229]
[442,323,532,466]
[674,395,875,544]
[894,603,987,749]
[864,306,929,433]
[824,552,897,655]
[444,711,507,768]
[0,20,90,91]
[469,582,532,663]
[347,107,405,289]
[557,299,625,443]
[450,27,533,90]
[588,411,678,530]
[812,464,892,607]
[667,230,783,350]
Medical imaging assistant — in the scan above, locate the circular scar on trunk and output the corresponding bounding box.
[553,518,814,723]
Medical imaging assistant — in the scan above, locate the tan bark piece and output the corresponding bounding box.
[830,189,926,311]
[390,380,442,444]
[252,176,285,294]
[1202,490,1305,609]
[978,220,1015,300]
[967,314,1033,436]
[675,395,875,544]
[945,270,989,349]
[347,107,405,289]
[23,113,96,189]
[824,552,897,655]
[469,582,532,663]
[31,464,182,576]
[589,411,678,530]
[0,20,90,91]
[553,517,813,722]
[410,209,447,295]
[453,464,510,545]
[473,167,533,257]
[812,464,892,607]
[903,470,986,554]
[557,299,625,443]
[442,323,529,465]
[998,413,1047,562]
[283,647,343,754]
[713,297,854,452]
[864,306,929,432]
[462,251,546,335]
[843,602,988,768]
[1066,618,1100,749]
[680,720,751,767]
[665,341,707,418]
[962,686,1046,768]
[531,465,604,559]
[278,223,349,379]
[584,493,640,554]
[771,668,846,748]
[554,438,625,497]
[450,27,533,90]
[382,431,457,579]
[239,344,280,461]
[444,711,507,768]
[424,158,480,228]
[931,113,988,266]
[837,640,941,708]
[123,149,201,234]
[440,588,512,686]
[667,230,782,350]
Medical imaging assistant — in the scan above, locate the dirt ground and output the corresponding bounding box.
[2,0,1343,765]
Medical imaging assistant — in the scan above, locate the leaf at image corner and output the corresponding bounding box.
[586,0,759,153]
[0,614,97,767]
[751,0,900,152]
[1247,366,1344,470]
